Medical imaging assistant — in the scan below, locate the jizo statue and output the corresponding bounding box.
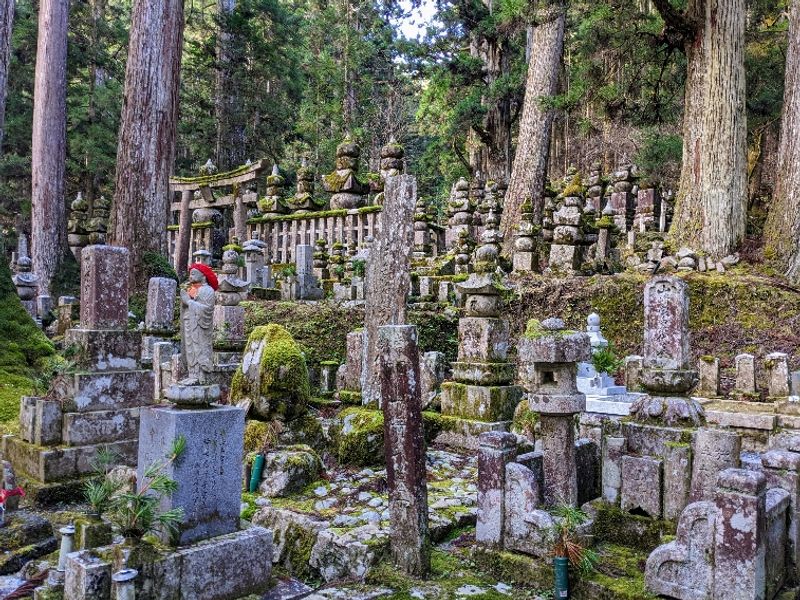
[179,263,218,385]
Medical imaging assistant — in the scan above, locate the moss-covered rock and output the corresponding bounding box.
[231,324,310,422]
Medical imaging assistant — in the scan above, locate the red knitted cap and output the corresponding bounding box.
[188,263,219,290]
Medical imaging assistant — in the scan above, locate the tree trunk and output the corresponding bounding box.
[764,0,800,280]
[174,189,192,279]
[111,0,184,285]
[667,0,747,258]
[500,4,565,253]
[30,0,69,294]
[0,0,14,152]
[215,0,245,170]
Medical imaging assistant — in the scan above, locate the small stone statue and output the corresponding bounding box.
[180,263,218,385]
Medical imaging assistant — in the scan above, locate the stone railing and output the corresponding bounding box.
[248,206,382,265]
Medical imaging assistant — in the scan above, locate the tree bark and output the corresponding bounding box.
[111,0,185,285]
[174,189,192,279]
[500,4,565,253]
[31,0,69,294]
[215,0,245,170]
[0,0,14,152]
[666,0,747,258]
[764,0,800,281]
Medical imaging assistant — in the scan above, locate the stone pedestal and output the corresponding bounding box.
[137,404,245,545]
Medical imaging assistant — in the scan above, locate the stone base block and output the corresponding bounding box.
[164,383,221,406]
[2,435,137,483]
[138,405,245,545]
[512,251,536,273]
[434,417,512,451]
[456,318,510,362]
[64,528,272,600]
[62,407,141,446]
[585,397,632,416]
[64,329,143,371]
[620,455,663,518]
[451,361,515,386]
[440,382,522,422]
[19,396,62,445]
[57,370,155,412]
[528,393,585,415]
[621,421,693,458]
[213,304,246,349]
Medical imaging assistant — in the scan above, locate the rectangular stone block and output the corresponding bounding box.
[690,428,741,502]
[624,355,643,392]
[64,329,142,372]
[512,251,535,273]
[620,455,663,518]
[503,460,545,555]
[440,382,522,422]
[145,277,177,332]
[576,439,600,505]
[19,396,38,443]
[177,527,273,600]
[64,550,112,600]
[621,421,687,457]
[697,357,720,397]
[705,410,776,430]
[451,361,515,386]
[433,418,512,451]
[643,276,689,370]
[60,370,155,412]
[663,443,691,520]
[766,352,791,397]
[457,317,509,363]
[585,397,632,416]
[34,399,63,446]
[79,245,130,330]
[602,436,626,504]
[138,405,245,545]
[62,408,140,446]
[477,431,516,548]
[735,353,756,393]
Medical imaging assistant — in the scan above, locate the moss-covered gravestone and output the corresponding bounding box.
[232,324,310,421]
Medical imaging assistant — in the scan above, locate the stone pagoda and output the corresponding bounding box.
[446,177,473,250]
[438,211,522,449]
[286,157,318,212]
[323,136,369,209]
[2,246,155,504]
[259,164,288,216]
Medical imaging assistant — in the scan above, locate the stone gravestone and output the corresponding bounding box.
[361,175,416,407]
[296,244,324,300]
[79,245,130,330]
[142,277,177,363]
[377,324,430,576]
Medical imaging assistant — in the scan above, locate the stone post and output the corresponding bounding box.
[378,325,430,576]
[79,246,129,330]
[296,244,323,300]
[690,428,741,502]
[517,317,590,507]
[142,277,177,363]
[477,431,517,547]
[624,355,643,392]
[112,568,138,600]
[57,524,76,572]
[735,353,756,394]
[713,468,767,600]
[362,175,416,407]
[175,190,192,278]
[697,356,720,397]
[766,352,790,398]
[761,450,800,582]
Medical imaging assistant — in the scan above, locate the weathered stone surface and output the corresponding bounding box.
[176,527,273,600]
[642,276,690,371]
[378,325,429,575]
[602,436,626,504]
[704,409,776,430]
[645,501,718,599]
[64,551,112,600]
[61,408,140,446]
[765,488,790,598]
[761,450,800,582]
[516,331,591,366]
[19,396,37,443]
[456,318,510,363]
[440,382,522,422]
[735,353,757,393]
[766,352,791,397]
[337,330,365,392]
[65,329,143,371]
[697,357,720,397]
[503,458,546,555]
[713,468,767,600]
[476,431,516,547]
[540,415,578,507]
[34,399,62,446]
[259,446,322,497]
[59,370,155,412]
[420,351,448,409]
[576,439,600,505]
[663,443,692,520]
[625,355,644,392]
[137,404,245,545]
[79,245,130,330]
[362,175,416,407]
[621,421,687,457]
[690,428,741,502]
[629,394,704,427]
[145,277,177,332]
[621,455,662,518]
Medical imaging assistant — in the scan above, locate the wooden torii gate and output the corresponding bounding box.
[169,159,270,277]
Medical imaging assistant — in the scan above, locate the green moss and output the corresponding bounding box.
[591,501,676,552]
[0,254,55,425]
[231,324,311,421]
[579,543,657,599]
[172,162,255,185]
[190,220,214,229]
[244,419,278,453]
[142,252,178,282]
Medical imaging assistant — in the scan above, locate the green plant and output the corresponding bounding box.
[105,436,187,542]
[592,343,624,376]
[142,252,179,282]
[84,447,123,516]
[550,504,598,576]
[280,264,297,278]
[352,259,366,278]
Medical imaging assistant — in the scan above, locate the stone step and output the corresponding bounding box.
[64,328,142,371]
[2,435,137,483]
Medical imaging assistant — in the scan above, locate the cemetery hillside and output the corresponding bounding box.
[5,1,800,599]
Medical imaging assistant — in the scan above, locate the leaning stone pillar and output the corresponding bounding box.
[378,324,430,576]
[761,450,800,583]
[174,190,193,279]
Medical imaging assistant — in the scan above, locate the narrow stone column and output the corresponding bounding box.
[761,450,800,582]
[690,428,741,502]
[713,468,767,600]
[174,190,192,279]
[766,352,790,397]
[539,415,577,506]
[697,357,720,397]
[477,431,517,548]
[735,353,757,394]
[378,324,430,576]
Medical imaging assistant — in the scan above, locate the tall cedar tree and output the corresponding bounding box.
[111,0,184,285]
[30,0,69,293]
[0,0,14,151]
